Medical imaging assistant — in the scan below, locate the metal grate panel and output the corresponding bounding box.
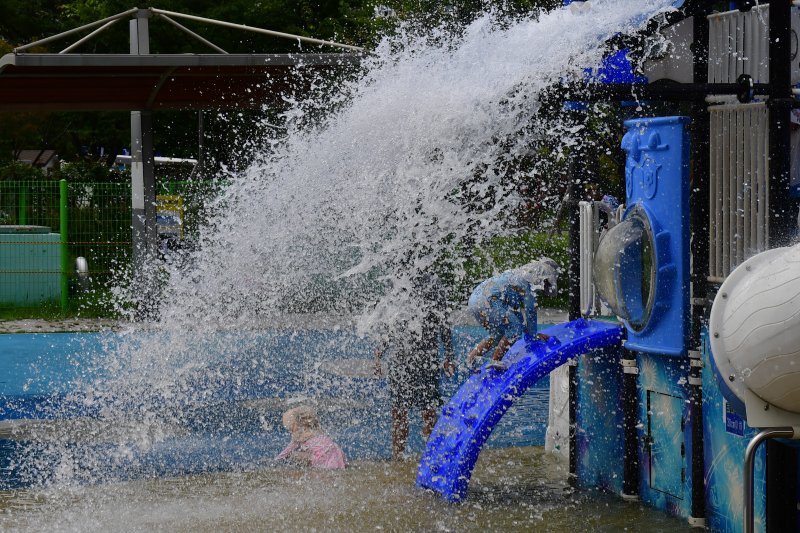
[708,5,800,85]
[708,5,770,84]
[708,102,769,282]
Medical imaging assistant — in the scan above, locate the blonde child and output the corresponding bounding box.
[275,406,346,469]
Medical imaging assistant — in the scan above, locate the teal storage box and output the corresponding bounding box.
[0,226,61,305]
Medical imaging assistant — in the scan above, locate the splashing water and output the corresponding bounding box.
[159,0,677,334]
[10,0,677,489]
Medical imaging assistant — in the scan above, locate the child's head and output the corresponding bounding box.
[516,258,559,298]
[282,405,320,434]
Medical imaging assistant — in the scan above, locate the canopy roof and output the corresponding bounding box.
[0,7,363,112]
[0,52,361,111]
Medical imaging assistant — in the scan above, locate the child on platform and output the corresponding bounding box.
[275,405,346,470]
[466,258,558,371]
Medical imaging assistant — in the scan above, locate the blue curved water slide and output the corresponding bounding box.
[416,318,623,502]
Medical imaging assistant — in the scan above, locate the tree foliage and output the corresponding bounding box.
[0,0,559,177]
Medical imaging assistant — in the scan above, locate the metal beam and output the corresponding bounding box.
[768,0,797,247]
[150,8,364,52]
[130,12,158,318]
[688,5,711,527]
[13,7,139,53]
[155,13,228,54]
[1,52,362,69]
[60,19,122,54]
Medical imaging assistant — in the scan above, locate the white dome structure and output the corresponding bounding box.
[709,243,800,418]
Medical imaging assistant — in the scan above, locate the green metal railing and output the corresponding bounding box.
[0,179,224,316]
[60,179,68,310]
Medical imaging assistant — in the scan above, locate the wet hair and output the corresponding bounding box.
[285,405,320,431]
[515,258,559,297]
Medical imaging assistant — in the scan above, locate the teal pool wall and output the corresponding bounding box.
[0,232,61,305]
[0,326,549,488]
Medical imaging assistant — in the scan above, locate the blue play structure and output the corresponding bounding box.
[416,319,622,501]
[418,3,800,529]
[607,115,691,356]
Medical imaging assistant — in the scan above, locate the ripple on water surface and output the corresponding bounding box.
[0,447,694,532]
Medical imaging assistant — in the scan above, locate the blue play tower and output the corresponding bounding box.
[418,2,800,533]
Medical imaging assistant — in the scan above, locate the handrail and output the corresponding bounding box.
[743,427,798,533]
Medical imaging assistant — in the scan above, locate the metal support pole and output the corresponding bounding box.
[768,0,797,247]
[567,110,587,483]
[131,109,157,256]
[744,428,796,533]
[766,438,798,532]
[59,179,68,311]
[688,2,711,525]
[687,350,705,527]
[621,348,640,499]
[130,11,158,318]
[568,361,578,483]
[18,185,27,225]
[568,176,581,322]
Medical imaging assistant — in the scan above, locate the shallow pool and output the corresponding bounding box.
[0,447,694,532]
[0,327,548,488]
[0,327,699,531]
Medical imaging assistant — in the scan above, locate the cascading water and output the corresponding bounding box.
[1,1,692,530]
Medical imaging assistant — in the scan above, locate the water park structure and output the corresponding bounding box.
[0,2,800,532]
[417,2,800,533]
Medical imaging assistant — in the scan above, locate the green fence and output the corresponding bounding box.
[0,179,224,317]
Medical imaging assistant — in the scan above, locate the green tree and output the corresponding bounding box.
[0,1,63,47]
[1,1,562,170]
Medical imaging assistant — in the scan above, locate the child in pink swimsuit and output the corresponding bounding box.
[275,406,346,470]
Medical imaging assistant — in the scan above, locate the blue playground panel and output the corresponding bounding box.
[416,319,623,502]
[701,330,768,533]
[620,116,691,357]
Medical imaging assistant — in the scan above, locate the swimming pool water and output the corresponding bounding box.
[0,326,548,489]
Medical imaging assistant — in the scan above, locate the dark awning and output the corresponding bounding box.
[0,52,362,112]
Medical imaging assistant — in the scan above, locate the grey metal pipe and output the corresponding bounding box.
[150,8,364,52]
[155,13,228,54]
[744,428,795,533]
[60,19,121,54]
[14,7,139,53]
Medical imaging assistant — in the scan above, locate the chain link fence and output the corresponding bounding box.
[0,179,224,317]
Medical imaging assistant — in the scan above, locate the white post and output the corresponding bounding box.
[130,10,158,316]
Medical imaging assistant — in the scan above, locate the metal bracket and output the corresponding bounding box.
[688,516,706,529]
[621,358,639,375]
